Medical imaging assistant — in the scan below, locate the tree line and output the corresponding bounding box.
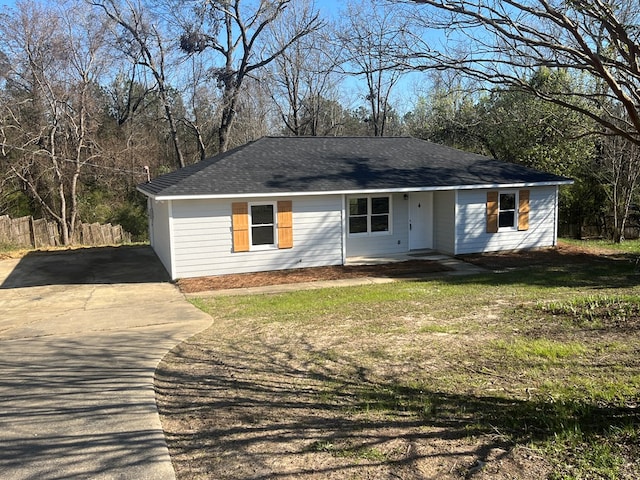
[0,0,638,244]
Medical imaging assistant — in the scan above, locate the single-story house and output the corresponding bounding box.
[137,136,573,280]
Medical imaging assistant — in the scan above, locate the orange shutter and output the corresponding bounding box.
[277,200,293,249]
[231,202,249,252]
[518,189,530,231]
[486,191,499,233]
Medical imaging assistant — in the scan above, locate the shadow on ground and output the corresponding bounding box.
[0,245,170,289]
[156,246,640,479]
[0,332,180,479]
[156,334,640,480]
[451,250,640,290]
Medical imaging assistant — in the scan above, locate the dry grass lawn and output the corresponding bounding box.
[156,241,640,479]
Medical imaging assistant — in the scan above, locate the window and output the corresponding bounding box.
[498,193,516,228]
[231,201,293,252]
[349,197,368,234]
[250,203,275,246]
[486,190,530,233]
[371,197,390,232]
[348,195,391,235]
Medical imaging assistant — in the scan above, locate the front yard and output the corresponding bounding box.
[156,240,640,479]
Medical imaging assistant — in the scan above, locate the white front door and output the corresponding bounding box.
[409,192,433,250]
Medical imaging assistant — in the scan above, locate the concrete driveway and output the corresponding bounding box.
[0,246,212,480]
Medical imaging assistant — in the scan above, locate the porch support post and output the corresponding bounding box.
[168,199,177,280]
[553,185,559,247]
[341,194,347,265]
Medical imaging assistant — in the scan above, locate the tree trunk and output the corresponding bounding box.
[218,70,240,153]
[161,94,186,168]
[218,108,233,153]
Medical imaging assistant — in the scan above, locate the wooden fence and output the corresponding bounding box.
[0,215,132,248]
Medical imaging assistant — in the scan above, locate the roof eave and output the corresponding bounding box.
[140,179,574,201]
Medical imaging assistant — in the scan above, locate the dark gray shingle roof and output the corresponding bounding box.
[138,136,572,197]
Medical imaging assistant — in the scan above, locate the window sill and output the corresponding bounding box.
[250,244,278,251]
[348,231,392,238]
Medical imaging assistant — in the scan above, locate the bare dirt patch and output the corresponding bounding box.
[459,241,626,269]
[177,259,451,293]
[157,329,554,480]
[177,241,629,293]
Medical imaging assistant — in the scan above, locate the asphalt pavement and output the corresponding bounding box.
[0,246,212,480]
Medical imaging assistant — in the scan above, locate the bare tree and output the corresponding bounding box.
[599,135,640,242]
[100,69,177,183]
[265,0,342,136]
[337,0,414,136]
[91,0,187,169]
[229,77,275,146]
[0,0,110,244]
[403,0,640,145]
[104,66,154,127]
[178,0,322,152]
[178,56,220,161]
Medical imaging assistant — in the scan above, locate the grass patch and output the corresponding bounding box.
[0,242,32,259]
[492,338,588,362]
[560,237,640,254]
[539,295,640,328]
[546,425,638,480]
[307,441,392,461]
[0,242,19,253]
[162,241,640,479]
[183,275,640,477]
[417,324,456,334]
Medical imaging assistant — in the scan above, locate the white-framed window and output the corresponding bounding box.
[487,189,530,234]
[348,195,391,235]
[250,202,276,248]
[498,191,517,229]
[232,201,293,253]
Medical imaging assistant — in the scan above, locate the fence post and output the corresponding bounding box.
[29,216,37,248]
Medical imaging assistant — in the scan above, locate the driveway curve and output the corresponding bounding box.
[0,246,211,480]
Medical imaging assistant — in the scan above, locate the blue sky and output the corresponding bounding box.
[0,0,432,113]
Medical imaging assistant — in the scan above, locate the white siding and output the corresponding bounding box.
[150,199,173,276]
[455,186,558,255]
[169,195,343,278]
[346,193,409,257]
[433,190,456,255]
[149,185,561,278]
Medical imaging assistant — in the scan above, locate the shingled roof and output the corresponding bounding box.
[137,136,572,198]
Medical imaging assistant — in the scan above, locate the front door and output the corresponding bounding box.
[409,192,433,250]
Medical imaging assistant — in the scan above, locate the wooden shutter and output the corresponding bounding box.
[518,189,530,231]
[486,191,499,233]
[277,200,293,249]
[231,202,249,252]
